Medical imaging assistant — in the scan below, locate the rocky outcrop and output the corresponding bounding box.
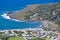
[7,3,60,21]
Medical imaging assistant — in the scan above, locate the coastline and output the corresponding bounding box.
[1,13,25,22]
[0,2,60,40]
[1,12,42,22]
[0,25,42,31]
[0,13,42,30]
[0,2,59,30]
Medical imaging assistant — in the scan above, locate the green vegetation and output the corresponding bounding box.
[31,37,50,40]
[8,37,24,40]
[45,38,50,40]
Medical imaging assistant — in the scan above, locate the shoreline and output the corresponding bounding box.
[0,26,41,31]
[0,13,42,31]
[1,13,25,22]
[0,21,42,31]
[1,13,40,22]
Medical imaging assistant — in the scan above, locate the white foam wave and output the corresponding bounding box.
[1,13,11,19]
[11,19,20,22]
[1,13,24,22]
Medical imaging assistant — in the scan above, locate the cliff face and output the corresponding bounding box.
[7,3,60,21]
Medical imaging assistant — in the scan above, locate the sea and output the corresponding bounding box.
[0,0,60,30]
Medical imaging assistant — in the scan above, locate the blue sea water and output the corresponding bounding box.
[0,0,60,30]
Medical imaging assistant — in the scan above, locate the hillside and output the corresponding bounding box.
[7,3,60,32]
[7,3,60,21]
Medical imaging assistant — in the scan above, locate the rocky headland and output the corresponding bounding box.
[6,3,60,31]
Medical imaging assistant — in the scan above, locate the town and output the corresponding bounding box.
[0,3,60,40]
[0,20,59,40]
